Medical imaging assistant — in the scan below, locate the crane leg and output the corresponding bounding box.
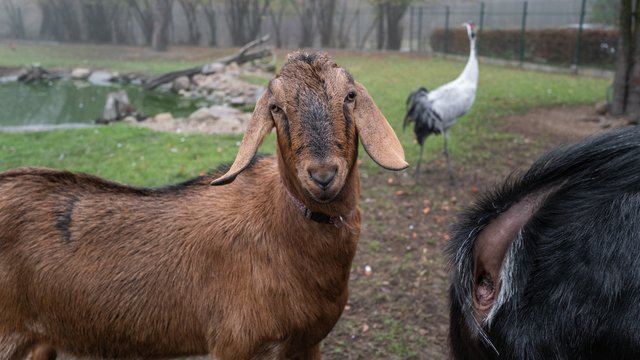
[444,131,454,184]
[415,142,426,179]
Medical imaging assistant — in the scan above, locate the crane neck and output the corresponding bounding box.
[460,37,478,82]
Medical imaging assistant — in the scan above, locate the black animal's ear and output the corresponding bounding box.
[353,82,409,171]
[211,92,273,185]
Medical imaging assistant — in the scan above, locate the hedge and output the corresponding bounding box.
[430,28,617,68]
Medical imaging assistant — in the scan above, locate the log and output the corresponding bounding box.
[144,35,273,91]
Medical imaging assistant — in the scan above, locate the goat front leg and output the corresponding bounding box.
[291,344,321,360]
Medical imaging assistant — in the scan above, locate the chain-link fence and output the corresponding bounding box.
[405,0,617,70]
[0,0,619,71]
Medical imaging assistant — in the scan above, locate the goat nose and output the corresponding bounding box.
[309,168,337,189]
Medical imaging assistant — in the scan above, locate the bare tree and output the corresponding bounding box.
[151,0,174,51]
[81,0,132,44]
[202,0,218,46]
[335,0,361,48]
[371,0,412,50]
[290,0,316,48]
[611,0,639,122]
[225,0,271,47]
[38,0,83,42]
[316,0,336,47]
[269,0,289,48]
[179,0,201,45]
[128,0,154,45]
[5,0,26,39]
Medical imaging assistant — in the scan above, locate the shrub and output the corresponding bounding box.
[430,28,617,68]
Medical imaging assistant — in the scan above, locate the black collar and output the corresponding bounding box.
[286,188,348,227]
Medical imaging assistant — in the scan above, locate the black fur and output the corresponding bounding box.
[448,127,640,359]
[55,195,78,243]
[300,92,332,159]
[403,87,443,145]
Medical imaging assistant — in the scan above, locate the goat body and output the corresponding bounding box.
[0,52,407,360]
[448,127,640,359]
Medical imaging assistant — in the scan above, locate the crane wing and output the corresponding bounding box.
[428,82,477,128]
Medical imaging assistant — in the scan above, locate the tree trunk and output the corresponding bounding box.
[376,4,385,50]
[179,0,201,45]
[269,5,286,48]
[82,1,113,43]
[626,0,640,121]
[385,2,408,50]
[128,0,154,45]
[5,0,26,39]
[298,0,315,48]
[226,0,246,46]
[317,0,336,47]
[611,0,633,116]
[202,0,218,46]
[151,0,173,51]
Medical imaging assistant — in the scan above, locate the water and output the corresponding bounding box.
[0,80,205,130]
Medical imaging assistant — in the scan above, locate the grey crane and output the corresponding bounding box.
[404,22,478,179]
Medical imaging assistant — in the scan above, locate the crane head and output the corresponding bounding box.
[463,22,477,40]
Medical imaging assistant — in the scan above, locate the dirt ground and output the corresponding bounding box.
[320,105,632,359]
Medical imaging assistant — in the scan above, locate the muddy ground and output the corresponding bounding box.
[322,105,631,359]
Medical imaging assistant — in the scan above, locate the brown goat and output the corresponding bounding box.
[0,52,407,360]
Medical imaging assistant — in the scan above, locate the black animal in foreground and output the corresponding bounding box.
[448,127,640,359]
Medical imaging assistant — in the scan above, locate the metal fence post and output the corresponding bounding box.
[519,1,528,65]
[444,5,450,54]
[355,9,360,50]
[478,2,485,56]
[418,6,424,52]
[573,0,587,71]
[409,6,414,52]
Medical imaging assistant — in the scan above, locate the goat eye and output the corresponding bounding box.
[346,91,357,103]
[270,104,281,113]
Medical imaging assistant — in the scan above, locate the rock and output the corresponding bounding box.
[172,76,191,92]
[202,62,225,75]
[97,91,132,124]
[225,62,241,75]
[88,71,113,86]
[154,112,174,122]
[595,101,609,115]
[229,96,246,106]
[71,68,91,79]
[123,116,138,124]
[188,107,216,122]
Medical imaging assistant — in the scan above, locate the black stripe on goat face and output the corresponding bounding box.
[298,90,333,159]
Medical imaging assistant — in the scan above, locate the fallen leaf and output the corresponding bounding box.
[362,323,370,333]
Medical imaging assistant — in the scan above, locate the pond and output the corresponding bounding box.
[0,80,204,131]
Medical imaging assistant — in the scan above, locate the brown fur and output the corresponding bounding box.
[0,52,407,360]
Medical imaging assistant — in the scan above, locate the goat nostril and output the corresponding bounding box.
[309,168,337,189]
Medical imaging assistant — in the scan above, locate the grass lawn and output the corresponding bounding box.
[0,42,610,184]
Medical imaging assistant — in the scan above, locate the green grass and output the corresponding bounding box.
[0,44,611,185]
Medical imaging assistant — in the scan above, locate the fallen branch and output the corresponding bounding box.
[144,35,273,91]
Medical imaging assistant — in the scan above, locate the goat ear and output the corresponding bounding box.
[211,92,273,186]
[354,82,409,171]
